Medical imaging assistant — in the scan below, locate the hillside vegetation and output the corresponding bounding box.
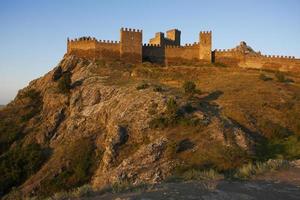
[1,56,300,199]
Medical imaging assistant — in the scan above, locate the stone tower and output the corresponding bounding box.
[166,29,181,46]
[120,28,142,63]
[149,32,165,46]
[199,31,212,62]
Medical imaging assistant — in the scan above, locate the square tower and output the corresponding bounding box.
[199,31,212,62]
[166,29,181,46]
[120,28,143,63]
[149,32,165,46]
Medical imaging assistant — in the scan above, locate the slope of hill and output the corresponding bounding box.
[1,55,300,199]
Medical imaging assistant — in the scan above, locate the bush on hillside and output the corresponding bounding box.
[20,89,43,122]
[0,143,48,196]
[259,120,292,140]
[136,82,149,90]
[153,85,163,92]
[259,73,272,81]
[255,135,300,161]
[149,98,200,129]
[38,138,98,196]
[0,119,22,154]
[183,81,197,95]
[166,98,179,118]
[149,98,180,129]
[58,72,72,93]
[275,71,286,82]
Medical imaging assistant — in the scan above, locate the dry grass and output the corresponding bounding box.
[235,159,290,179]
[135,65,300,167]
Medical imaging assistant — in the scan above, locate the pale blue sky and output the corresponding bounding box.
[0,0,300,104]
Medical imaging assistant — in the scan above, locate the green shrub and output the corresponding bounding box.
[52,66,63,81]
[166,98,179,117]
[153,85,163,92]
[275,71,286,82]
[183,81,197,95]
[255,139,285,161]
[259,120,291,139]
[149,116,168,129]
[39,138,97,196]
[21,110,38,122]
[183,103,195,113]
[215,145,250,170]
[20,89,42,122]
[0,89,42,153]
[0,120,22,154]
[136,82,149,90]
[0,143,48,195]
[22,89,41,99]
[149,98,201,129]
[283,135,300,159]
[58,72,72,93]
[148,102,158,115]
[214,63,227,68]
[259,73,272,81]
[96,59,106,67]
[255,135,300,161]
[176,139,195,153]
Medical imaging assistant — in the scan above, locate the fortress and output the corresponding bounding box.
[67,27,300,72]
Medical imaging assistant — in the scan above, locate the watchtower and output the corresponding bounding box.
[199,31,212,62]
[120,28,142,63]
[149,32,165,46]
[166,29,181,46]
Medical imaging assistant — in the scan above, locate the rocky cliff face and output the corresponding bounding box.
[1,55,273,198]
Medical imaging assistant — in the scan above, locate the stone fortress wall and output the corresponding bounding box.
[213,42,300,72]
[67,27,300,72]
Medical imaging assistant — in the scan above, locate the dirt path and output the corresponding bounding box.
[85,167,300,200]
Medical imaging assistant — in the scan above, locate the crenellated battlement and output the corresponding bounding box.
[143,43,161,47]
[120,27,142,33]
[68,37,120,44]
[215,48,235,52]
[261,55,296,59]
[97,40,120,44]
[214,48,297,60]
[165,45,183,48]
[165,43,199,48]
[184,42,199,47]
[66,27,300,71]
[200,31,212,34]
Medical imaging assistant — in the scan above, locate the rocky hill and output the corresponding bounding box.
[1,56,300,199]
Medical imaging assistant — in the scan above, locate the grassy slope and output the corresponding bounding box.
[134,65,300,137]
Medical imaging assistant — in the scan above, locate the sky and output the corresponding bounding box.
[0,0,300,104]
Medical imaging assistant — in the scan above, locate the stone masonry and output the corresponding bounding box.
[67,27,300,72]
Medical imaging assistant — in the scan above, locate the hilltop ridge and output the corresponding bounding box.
[1,55,300,199]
